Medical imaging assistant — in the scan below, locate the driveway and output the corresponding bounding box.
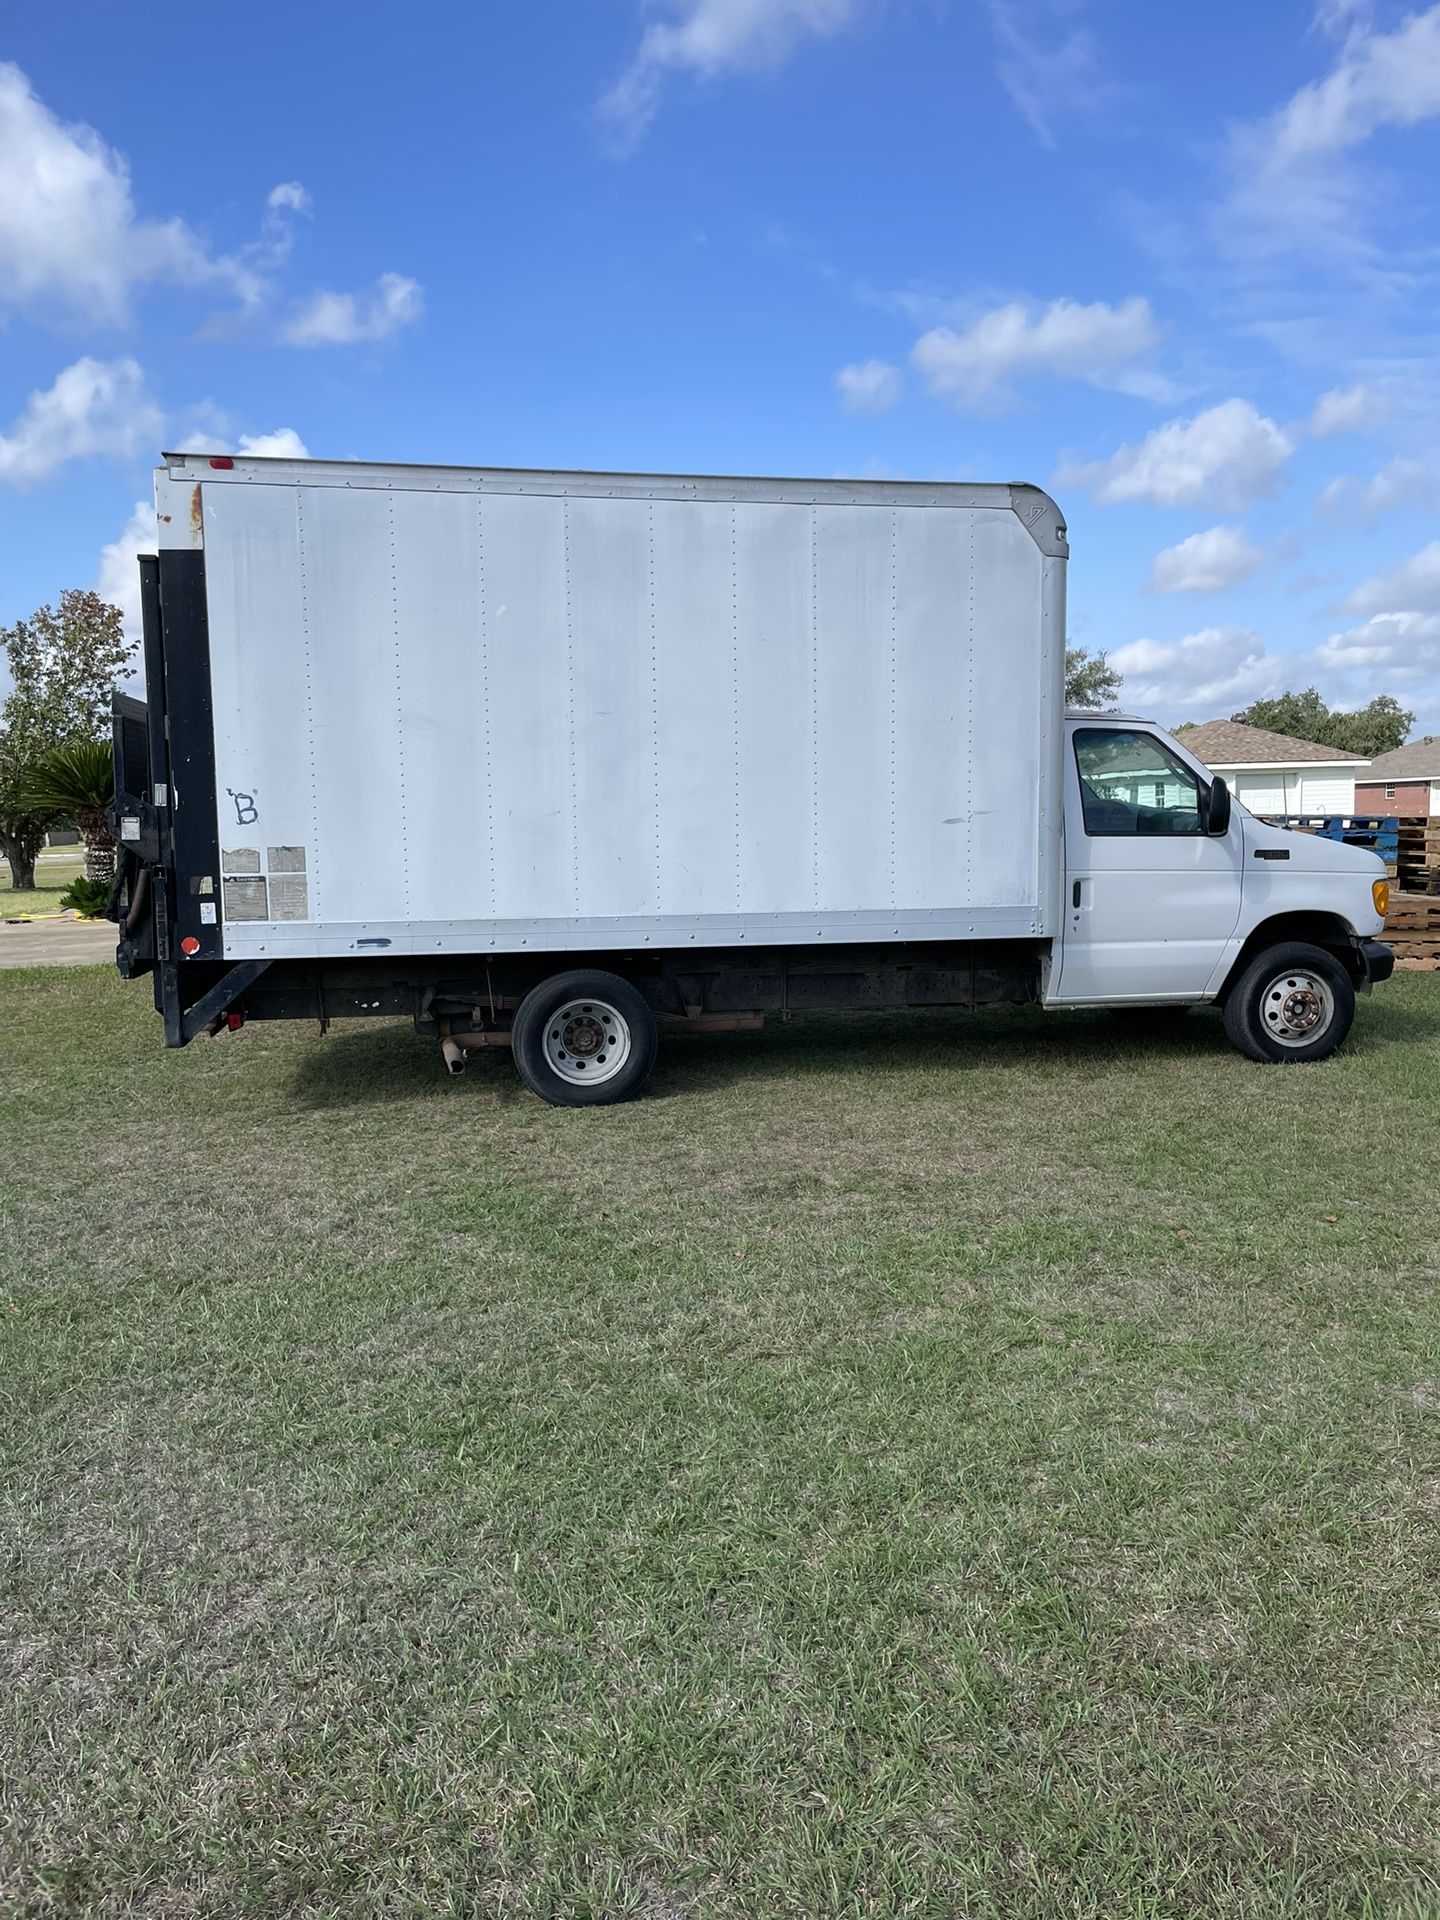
[0,918,116,969]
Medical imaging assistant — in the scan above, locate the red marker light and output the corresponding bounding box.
[208,456,234,470]
[226,1012,245,1031]
[180,936,200,956]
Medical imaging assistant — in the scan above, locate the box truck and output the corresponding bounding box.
[109,454,1394,1105]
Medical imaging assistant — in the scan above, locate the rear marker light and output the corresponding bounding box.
[226,1012,244,1031]
[208,456,234,469]
[180,936,200,956]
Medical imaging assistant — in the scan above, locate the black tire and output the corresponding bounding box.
[510,969,658,1107]
[1221,941,1355,1064]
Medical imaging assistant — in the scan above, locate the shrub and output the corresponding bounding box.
[59,874,113,918]
[19,738,116,882]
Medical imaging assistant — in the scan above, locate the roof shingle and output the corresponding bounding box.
[1353,737,1440,781]
[1177,719,1369,767]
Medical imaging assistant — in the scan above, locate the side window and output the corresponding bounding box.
[1074,728,1204,837]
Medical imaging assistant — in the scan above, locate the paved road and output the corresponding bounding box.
[0,918,116,969]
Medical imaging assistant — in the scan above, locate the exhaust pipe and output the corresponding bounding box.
[439,1019,511,1075]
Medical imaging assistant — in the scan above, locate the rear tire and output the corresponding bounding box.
[1221,942,1354,1063]
[511,969,657,1107]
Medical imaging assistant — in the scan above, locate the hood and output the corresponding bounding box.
[1241,811,1386,876]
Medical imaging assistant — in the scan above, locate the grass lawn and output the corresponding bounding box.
[1,966,1438,1919]
[1,855,86,921]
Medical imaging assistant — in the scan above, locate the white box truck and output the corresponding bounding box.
[110,453,1394,1104]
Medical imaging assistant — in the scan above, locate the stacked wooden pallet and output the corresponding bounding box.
[1384,894,1440,969]
[1396,818,1440,895]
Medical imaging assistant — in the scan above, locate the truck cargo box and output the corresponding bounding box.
[148,457,1068,964]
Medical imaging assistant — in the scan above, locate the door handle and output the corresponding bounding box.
[1253,849,1290,861]
[1072,879,1084,907]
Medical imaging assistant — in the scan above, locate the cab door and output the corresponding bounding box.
[1054,724,1244,1002]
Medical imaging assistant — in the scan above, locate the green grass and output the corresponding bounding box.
[1,854,86,920]
[1,967,1438,1919]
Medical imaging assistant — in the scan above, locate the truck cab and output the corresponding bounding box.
[1051,710,1393,1057]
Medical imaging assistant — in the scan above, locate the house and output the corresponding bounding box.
[1353,737,1440,818]
[1176,719,1368,816]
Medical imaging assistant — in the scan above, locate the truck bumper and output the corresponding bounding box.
[1358,938,1395,989]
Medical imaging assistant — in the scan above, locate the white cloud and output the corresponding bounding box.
[1317,609,1440,672]
[266,181,312,217]
[174,425,311,458]
[835,359,901,415]
[280,272,423,347]
[237,428,310,458]
[95,500,158,645]
[1318,455,1437,519]
[911,295,1158,408]
[1110,626,1283,717]
[0,358,162,487]
[1343,539,1440,614]
[1149,524,1267,594]
[0,67,406,348]
[599,0,861,149]
[1315,611,1440,725]
[1312,0,1372,39]
[1206,9,1440,330]
[987,0,1112,147]
[1057,399,1295,509]
[0,61,262,323]
[251,182,313,273]
[1259,5,1440,170]
[1307,381,1390,436]
[172,429,229,454]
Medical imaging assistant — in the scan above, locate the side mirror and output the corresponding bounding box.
[1205,775,1231,836]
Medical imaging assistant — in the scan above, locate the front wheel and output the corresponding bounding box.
[1221,942,1355,1063]
[510,969,658,1107]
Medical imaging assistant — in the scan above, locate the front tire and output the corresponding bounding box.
[1221,942,1355,1063]
[511,969,658,1107]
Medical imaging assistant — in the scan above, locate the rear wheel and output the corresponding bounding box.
[1221,942,1355,1063]
[511,969,657,1107]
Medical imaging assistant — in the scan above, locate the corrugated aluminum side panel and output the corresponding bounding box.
[652,498,737,917]
[200,474,1061,959]
[735,503,815,909]
[390,487,487,924]
[204,481,316,891]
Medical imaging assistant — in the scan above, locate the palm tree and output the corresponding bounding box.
[20,738,116,882]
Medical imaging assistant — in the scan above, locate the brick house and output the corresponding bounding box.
[1353,738,1440,818]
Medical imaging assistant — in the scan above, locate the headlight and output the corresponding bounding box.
[1373,878,1390,917]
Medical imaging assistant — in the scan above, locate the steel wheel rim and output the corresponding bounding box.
[1260,970,1334,1048]
[541,998,633,1085]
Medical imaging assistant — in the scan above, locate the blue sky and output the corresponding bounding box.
[4,0,1440,732]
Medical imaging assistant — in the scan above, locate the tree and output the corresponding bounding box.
[1232,687,1412,757]
[0,592,132,891]
[1065,645,1122,709]
[20,740,117,883]
[0,726,59,896]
